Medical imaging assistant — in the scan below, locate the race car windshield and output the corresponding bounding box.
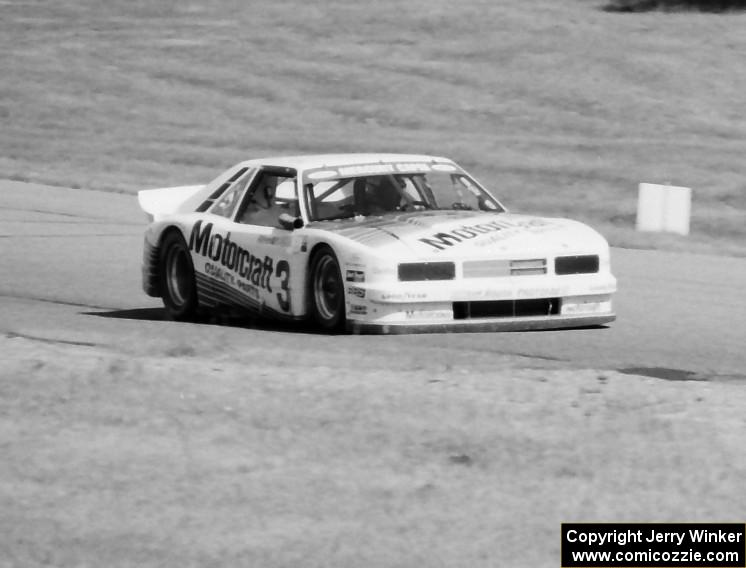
[304,170,504,222]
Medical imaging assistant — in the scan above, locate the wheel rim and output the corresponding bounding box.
[166,246,191,307]
[314,255,342,321]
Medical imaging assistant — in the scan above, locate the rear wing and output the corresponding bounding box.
[137,185,205,222]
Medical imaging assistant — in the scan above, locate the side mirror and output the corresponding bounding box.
[278,212,304,230]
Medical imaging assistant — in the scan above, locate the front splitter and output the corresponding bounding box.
[347,313,616,334]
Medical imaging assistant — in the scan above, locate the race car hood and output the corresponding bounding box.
[308,211,608,259]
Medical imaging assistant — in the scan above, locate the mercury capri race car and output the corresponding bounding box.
[138,153,616,333]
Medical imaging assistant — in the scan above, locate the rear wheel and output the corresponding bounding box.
[159,231,198,321]
[310,246,345,331]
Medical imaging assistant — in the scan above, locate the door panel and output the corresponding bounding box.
[184,166,309,319]
[226,225,307,318]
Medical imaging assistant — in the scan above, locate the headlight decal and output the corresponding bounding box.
[555,255,599,275]
[398,262,456,281]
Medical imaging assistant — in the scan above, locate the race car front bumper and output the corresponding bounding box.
[343,272,617,334]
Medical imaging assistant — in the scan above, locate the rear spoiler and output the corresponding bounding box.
[137,185,205,222]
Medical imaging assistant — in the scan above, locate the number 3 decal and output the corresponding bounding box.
[275,260,290,311]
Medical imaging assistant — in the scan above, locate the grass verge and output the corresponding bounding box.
[1,0,744,255]
[1,335,745,566]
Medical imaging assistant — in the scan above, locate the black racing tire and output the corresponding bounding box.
[158,230,199,321]
[309,246,346,332]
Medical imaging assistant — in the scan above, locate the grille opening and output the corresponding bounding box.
[555,255,599,275]
[510,258,547,276]
[453,298,561,320]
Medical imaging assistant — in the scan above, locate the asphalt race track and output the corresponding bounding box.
[1,180,744,381]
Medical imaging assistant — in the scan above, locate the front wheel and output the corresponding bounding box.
[159,231,198,321]
[309,246,346,331]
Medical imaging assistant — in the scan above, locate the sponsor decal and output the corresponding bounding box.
[308,162,459,181]
[465,287,564,300]
[418,218,553,252]
[404,309,451,320]
[347,286,365,298]
[257,235,291,246]
[468,288,511,299]
[338,164,395,176]
[350,304,368,315]
[516,287,563,298]
[394,162,431,172]
[379,291,428,301]
[561,299,611,315]
[205,262,236,286]
[188,221,291,311]
[345,269,365,283]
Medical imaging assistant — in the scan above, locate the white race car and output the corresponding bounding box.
[138,154,616,333]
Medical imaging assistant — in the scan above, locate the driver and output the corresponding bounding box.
[238,175,281,226]
[367,175,403,213]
